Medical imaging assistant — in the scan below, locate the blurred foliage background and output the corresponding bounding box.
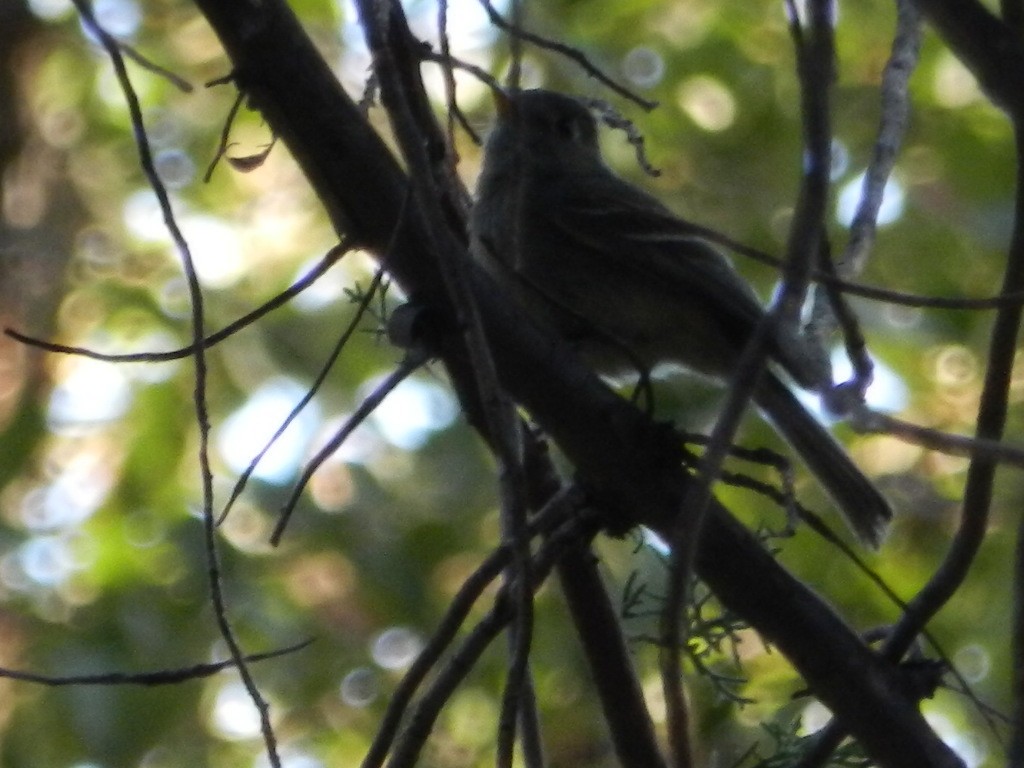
[0,0,1016,765]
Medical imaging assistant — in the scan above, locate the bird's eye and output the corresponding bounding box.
[554,116,578,141]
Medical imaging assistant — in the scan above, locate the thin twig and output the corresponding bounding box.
[661,3,839,763]
[360,490,576,768]
[0,640,312,687]
[661,317,774,768]
[559,539,669,768]
[119,42,193,91]
[588,98,661,177]
[70,3,280,765]
[388,602,512,768]
[436,1,462,156]
[496,446,538,768]
[817,244,875,405]
[361,549,508,768]
[5,241,351,363]
[418,48,501,95]
[11,239,1024,367]
[841,1,921,279]
[360,5,540,765]
[817,0,921,406]
[884,136,1024,656]
[506,0,523,90]
[498,427,546,768]
[271,346,429,545]
[797,498,1006,766]
[476,0,657,110]
[204,86,245,182]
[855,407,1024,468]
[219,270,384,524]
[662,220,1024,310]
[386,509,600,768]
[779,0,835,326]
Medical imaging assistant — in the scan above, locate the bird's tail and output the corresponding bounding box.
[754,373,891,547]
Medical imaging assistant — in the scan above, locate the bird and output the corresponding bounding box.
[469,87,891,546]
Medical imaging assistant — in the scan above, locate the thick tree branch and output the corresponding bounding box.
[558,539,667,768]
[190,1,962,764]
[912,0,1024,117]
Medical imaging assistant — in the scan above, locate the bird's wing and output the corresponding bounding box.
[516,170,831,388]
[524,170,768,336]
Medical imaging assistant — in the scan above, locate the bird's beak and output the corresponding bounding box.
[492,88,515,119]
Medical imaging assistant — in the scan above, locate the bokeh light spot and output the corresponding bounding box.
[92,0,141,37]
[926,711,987,768]
[180,215,244,289]
[154,149,196,190]
[218,378,322,484]
[830,140,849,180]
[123,188,171,243]
[28,0,73,21]
[371,626,422,670]
[209,681,265,741]
[47,358,132,431]
[836,171,905,228]
[676,75,736,132]
[831,350,908,414]
[290,255,353,313]
[932,345,978,388]
[623,47,665,89]
[22,452,114,530]
[933,53,982,108]
[308,460,355,512]
[366,376,459,451]
[340,667,379,708]
[953,643,990,684]
[19,535,75,587]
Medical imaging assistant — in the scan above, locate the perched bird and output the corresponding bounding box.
[470,88,891,546]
